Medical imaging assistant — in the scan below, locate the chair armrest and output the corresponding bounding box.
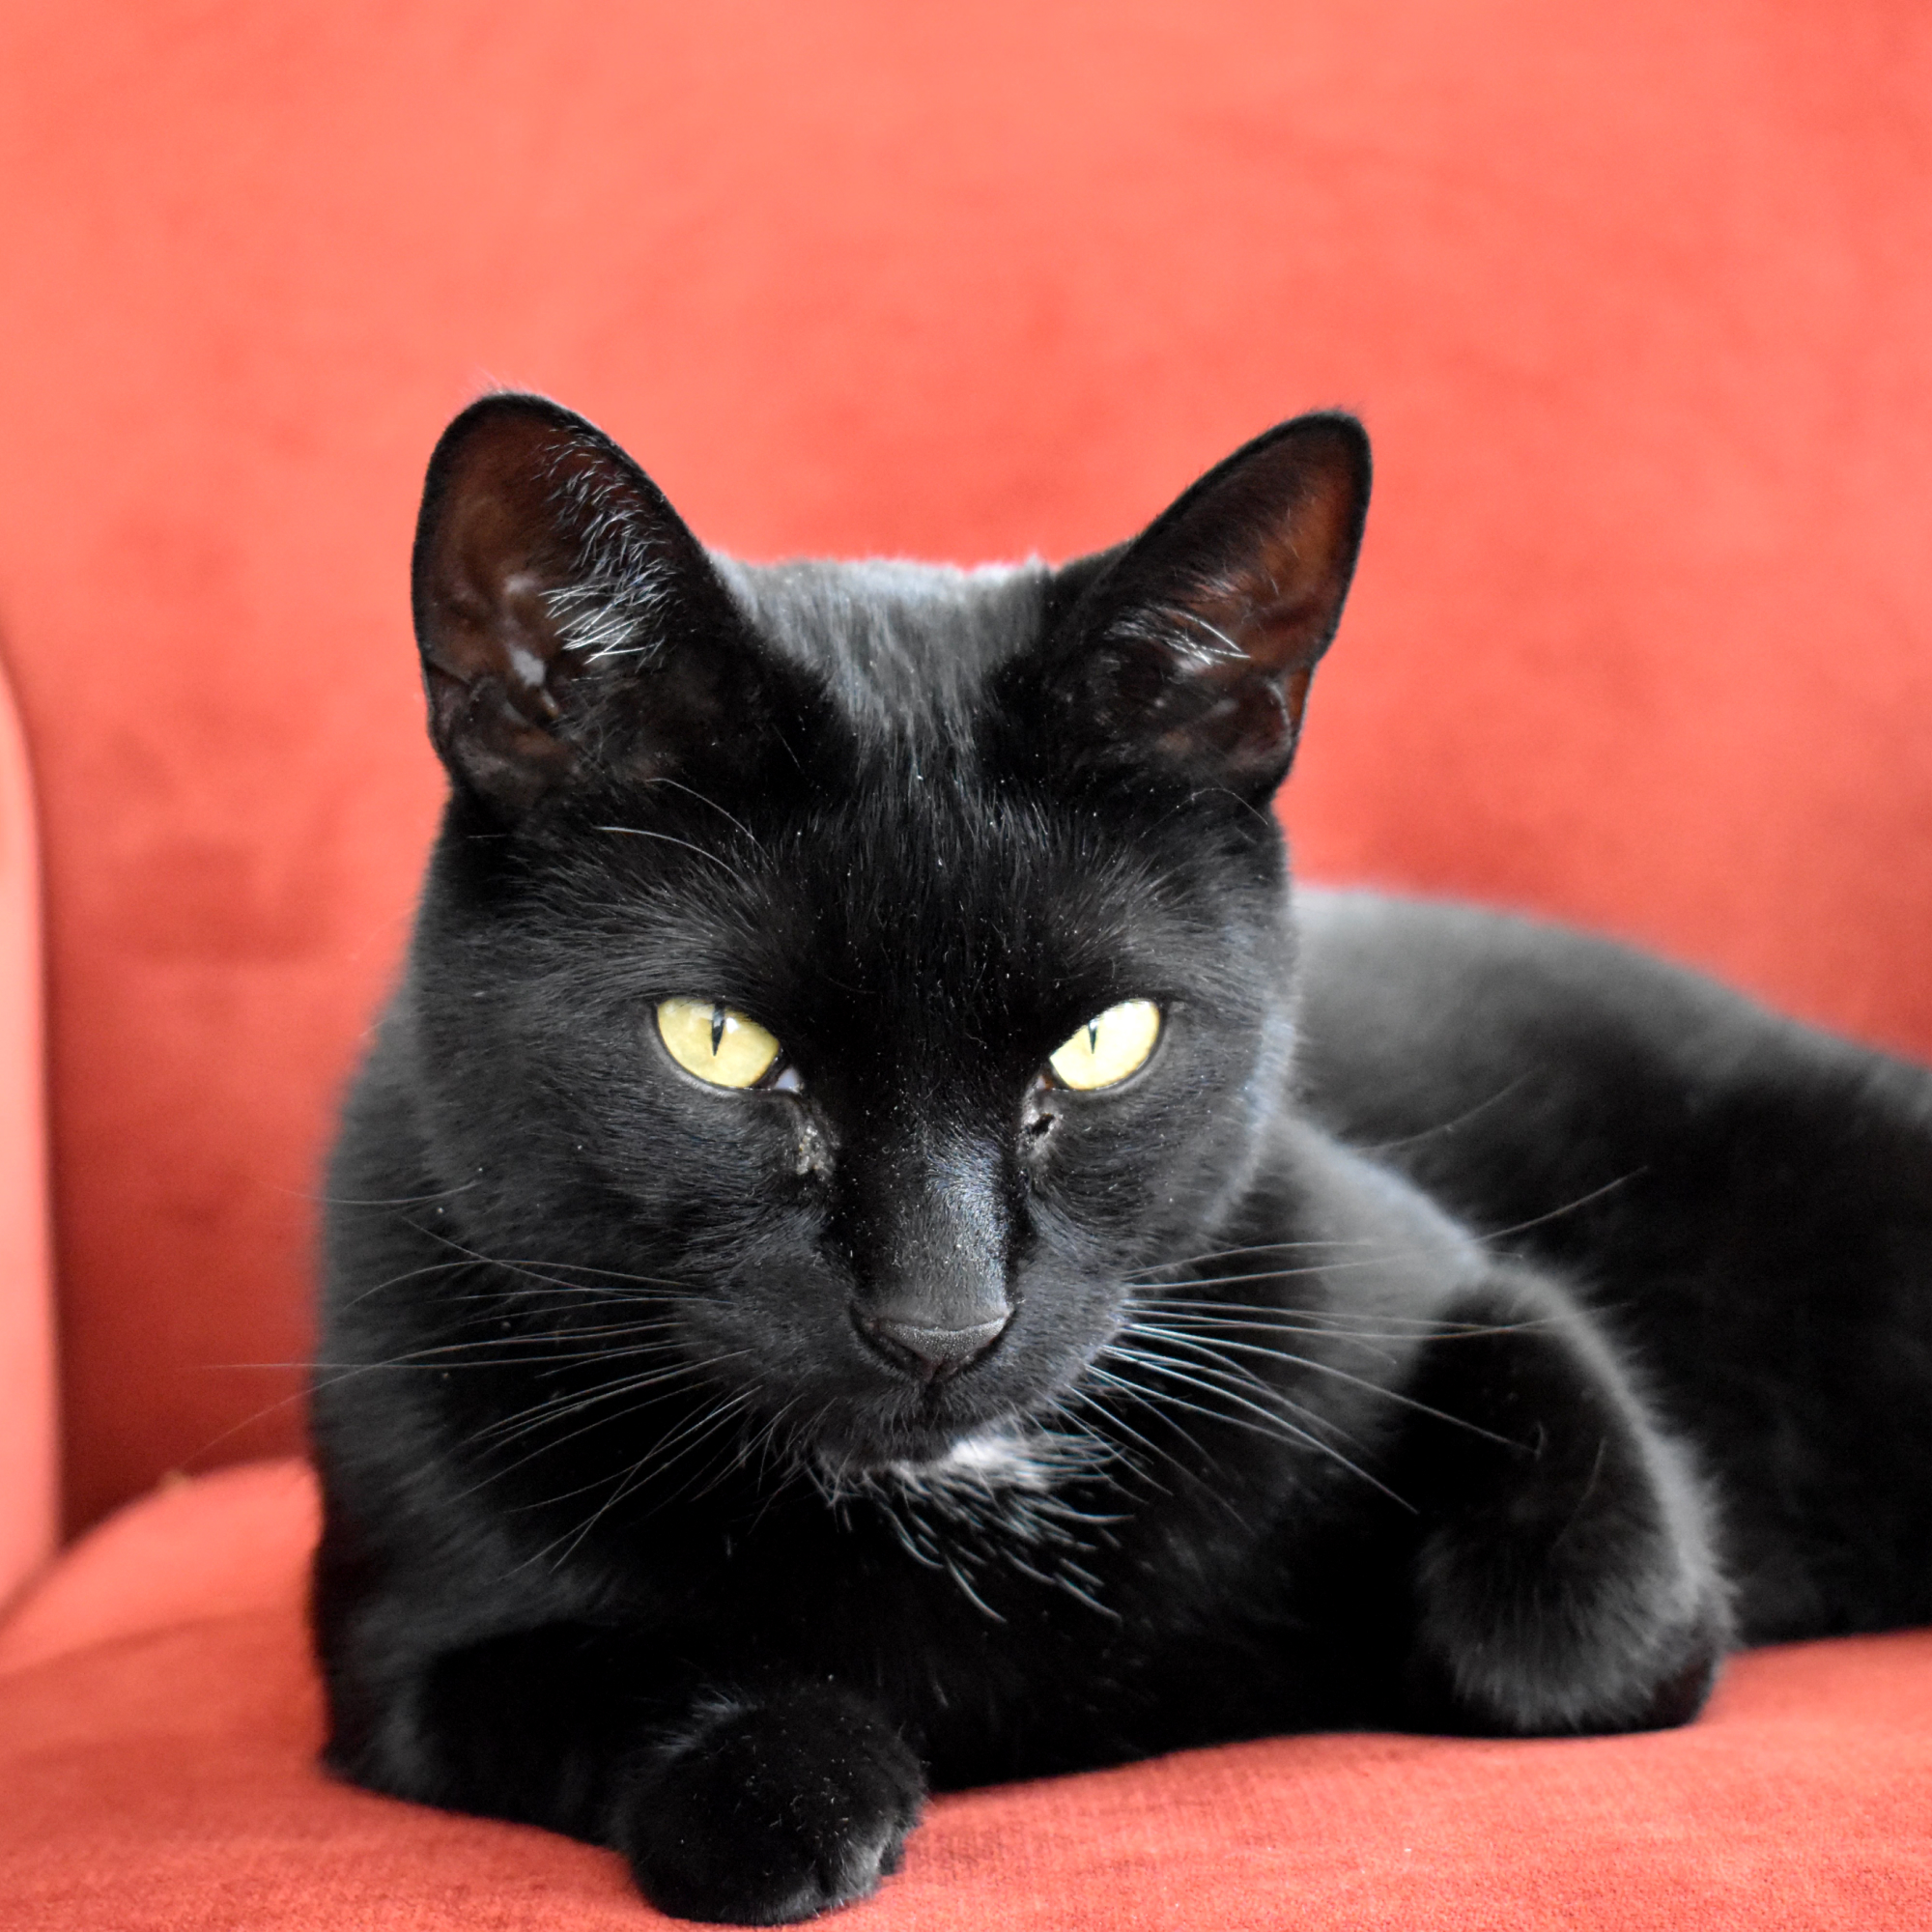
[0,647,53,1612]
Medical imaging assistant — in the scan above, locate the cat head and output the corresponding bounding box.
[399,394,1368,1476]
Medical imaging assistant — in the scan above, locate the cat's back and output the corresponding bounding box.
[1291,889,1932,1185]
[1293,888,1932,1640]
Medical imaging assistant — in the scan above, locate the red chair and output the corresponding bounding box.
[5,6,1930,1924]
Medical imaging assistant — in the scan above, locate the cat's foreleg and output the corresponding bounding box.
[1391,1267,1731,1736]
[322,1622,924,1924]
[612,1678,923,1924]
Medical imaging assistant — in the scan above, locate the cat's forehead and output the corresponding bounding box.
[714,554,1052,741]
[516,547,1286,1027]
[647,770,1253,1065]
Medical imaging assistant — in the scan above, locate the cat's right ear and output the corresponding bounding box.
[1032,413,1371,803]
[412,393,782,812]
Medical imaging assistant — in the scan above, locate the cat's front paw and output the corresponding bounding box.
[615,1685,924,1924]
[1399,1272,1732,1737]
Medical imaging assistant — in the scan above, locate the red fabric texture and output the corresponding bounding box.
[4,6,1931,1917]
[4,1463,1930,1930]
[0,1,1928,1533]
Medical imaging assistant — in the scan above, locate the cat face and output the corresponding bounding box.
[401,397,1368,1474]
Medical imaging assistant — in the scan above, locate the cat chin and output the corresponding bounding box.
[891,1426,1068,1492]
[809,1415,1045,1485]
[806,1416,1098,1504]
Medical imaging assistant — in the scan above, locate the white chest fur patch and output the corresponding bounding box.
[885,1427,1065,1497]
[827,1423,1118,1620]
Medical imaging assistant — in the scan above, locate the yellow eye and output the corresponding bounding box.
[656,998,783,1090]
[1047,1000,1162,1091]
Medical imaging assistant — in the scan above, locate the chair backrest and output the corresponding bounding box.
[2,2,1928,1539]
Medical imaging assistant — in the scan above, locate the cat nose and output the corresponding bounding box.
[857,1309,1010,1383]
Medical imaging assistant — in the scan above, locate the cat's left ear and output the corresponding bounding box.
[1039,413,1370,800]
[411,392,800,813]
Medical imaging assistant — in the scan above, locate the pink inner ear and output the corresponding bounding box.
[488,575,571,721]
[411,395,806,813]
[1186,580,1345,677]
[426,554,570,724]
[419,415,604,679]
[1187,449,1369,675]
[413,427,596,806]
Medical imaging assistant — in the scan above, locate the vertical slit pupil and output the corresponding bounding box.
[710,1004,725,1055]
[1088,1017,1101,1052]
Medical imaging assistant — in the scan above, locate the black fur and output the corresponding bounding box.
[312,396,1932,1923]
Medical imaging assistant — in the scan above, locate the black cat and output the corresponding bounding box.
[312,394,1932,1924]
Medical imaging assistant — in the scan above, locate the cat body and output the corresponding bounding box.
[312,396,1932,1923]
[1296,891,1932,1643]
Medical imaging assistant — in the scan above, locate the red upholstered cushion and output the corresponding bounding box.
[4,1463,1929,1928]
